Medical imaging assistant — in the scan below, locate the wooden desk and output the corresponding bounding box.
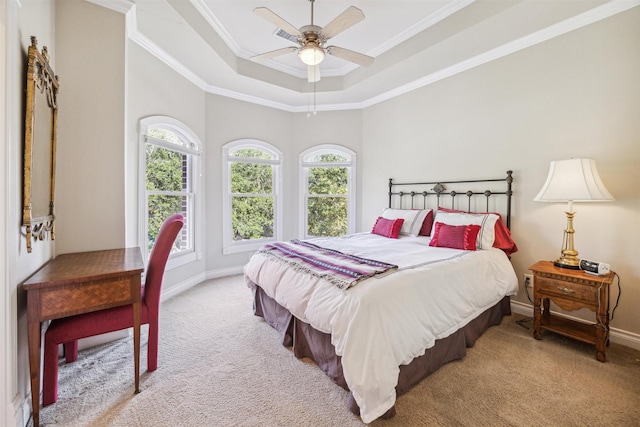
[23,248,144,427]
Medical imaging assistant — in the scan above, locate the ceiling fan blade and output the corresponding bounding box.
[274,28,299,44]
[319,6,365,40]
[307,65,321,83]
[253,7,302,39]
[250,47,297,62]
[326,46,374,67]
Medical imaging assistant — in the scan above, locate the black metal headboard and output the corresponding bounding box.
[388,170,514,229]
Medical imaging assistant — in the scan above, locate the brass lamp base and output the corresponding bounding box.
[554,210,581,270]
[553,257,581,270]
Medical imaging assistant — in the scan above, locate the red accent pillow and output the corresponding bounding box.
[429,222,481,250]
[437,207,518,256]
[418,209,434,236]
[371,217,404,238]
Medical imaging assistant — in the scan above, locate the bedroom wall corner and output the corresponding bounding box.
[125,40,208,295]
[203,94,294,273]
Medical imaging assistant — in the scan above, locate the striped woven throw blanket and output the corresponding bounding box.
[257,239,398,290]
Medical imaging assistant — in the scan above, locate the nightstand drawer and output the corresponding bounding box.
[535,276,596,303]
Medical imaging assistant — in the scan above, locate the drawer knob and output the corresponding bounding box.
[557,286,576,295]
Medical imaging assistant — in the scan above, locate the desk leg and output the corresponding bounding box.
[133,301,141,393]
[595,285,609,363]
[26,294,41,427]
[533,294,542,340]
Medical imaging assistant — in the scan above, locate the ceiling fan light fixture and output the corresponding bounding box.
[298,44,325,66]
[253,2,372,82]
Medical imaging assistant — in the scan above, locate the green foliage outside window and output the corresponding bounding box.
[306,154,349,237]
[147,194,184,252]
[146,142,184,252]
[308,197,347,236]
[231,148,275,241]
[232,196,274,240]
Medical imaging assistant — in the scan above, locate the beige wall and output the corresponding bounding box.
[362,9,640,337]
[4,2,639,425]
[10,1,56,424]
[55,0,126,254]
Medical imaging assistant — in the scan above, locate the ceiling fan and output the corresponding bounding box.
[250,0,374,83]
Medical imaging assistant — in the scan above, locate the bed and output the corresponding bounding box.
[243,171,518,423]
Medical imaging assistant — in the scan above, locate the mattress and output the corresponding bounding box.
[244,233,518,422]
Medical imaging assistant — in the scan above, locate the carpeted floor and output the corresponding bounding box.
[34,275,640,426]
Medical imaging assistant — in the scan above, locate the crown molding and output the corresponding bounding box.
[126,7,303,112]
[370,0,476,58]
[189,0,476,82]
[125,0,640,112]
[189,0,345,80]
[87,0,134,15]
[190,0,241,53]
[363,0,640,109]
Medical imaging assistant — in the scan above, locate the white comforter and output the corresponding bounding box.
[244,233,518,423]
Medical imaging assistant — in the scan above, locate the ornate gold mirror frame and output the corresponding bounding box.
[23,36,59,253]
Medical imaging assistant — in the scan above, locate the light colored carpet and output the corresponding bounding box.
[35,275,640,426]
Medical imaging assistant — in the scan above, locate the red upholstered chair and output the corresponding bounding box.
[42,213,184,406]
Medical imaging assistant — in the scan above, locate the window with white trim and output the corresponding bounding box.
[300,145,356,239]
[223,139,282,254]
[139,116,201,266]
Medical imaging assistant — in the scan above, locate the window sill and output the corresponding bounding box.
[223,239,273,255]
[165,251,197,271]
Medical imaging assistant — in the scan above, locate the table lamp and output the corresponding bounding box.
[534,158,614,269]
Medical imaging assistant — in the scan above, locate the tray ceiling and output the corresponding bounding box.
[100,0,637,111]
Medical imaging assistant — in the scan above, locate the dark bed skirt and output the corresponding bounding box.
[252,284,511,418]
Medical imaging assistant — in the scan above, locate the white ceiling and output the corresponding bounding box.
[103,0,638,112]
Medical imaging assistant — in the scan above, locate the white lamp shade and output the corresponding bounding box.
[534,158,614,202]
[298,45,325,66]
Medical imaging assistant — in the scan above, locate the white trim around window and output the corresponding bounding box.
[299,144,356,239]
[222,139,283,254]
[138,116,202,270]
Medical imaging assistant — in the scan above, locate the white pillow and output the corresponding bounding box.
[381,208,430,237]
[431,211,499,249]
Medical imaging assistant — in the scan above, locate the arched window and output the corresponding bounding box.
[299,145,356,238]
[222,139,283,254]
[139,116,201,266]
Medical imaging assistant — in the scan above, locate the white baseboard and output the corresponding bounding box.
[160,265,244,301]
[159,266,244,303]
[15,391,30,427]
[160,272,207,302]
[135,264,247,307]
[205,265,245,280]
[510,300,640,351]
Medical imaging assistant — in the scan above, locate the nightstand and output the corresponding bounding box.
[530,260,614,362]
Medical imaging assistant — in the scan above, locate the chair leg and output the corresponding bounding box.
[147,322,158,372]
[42,339,60,406]
[64,340,79,363]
